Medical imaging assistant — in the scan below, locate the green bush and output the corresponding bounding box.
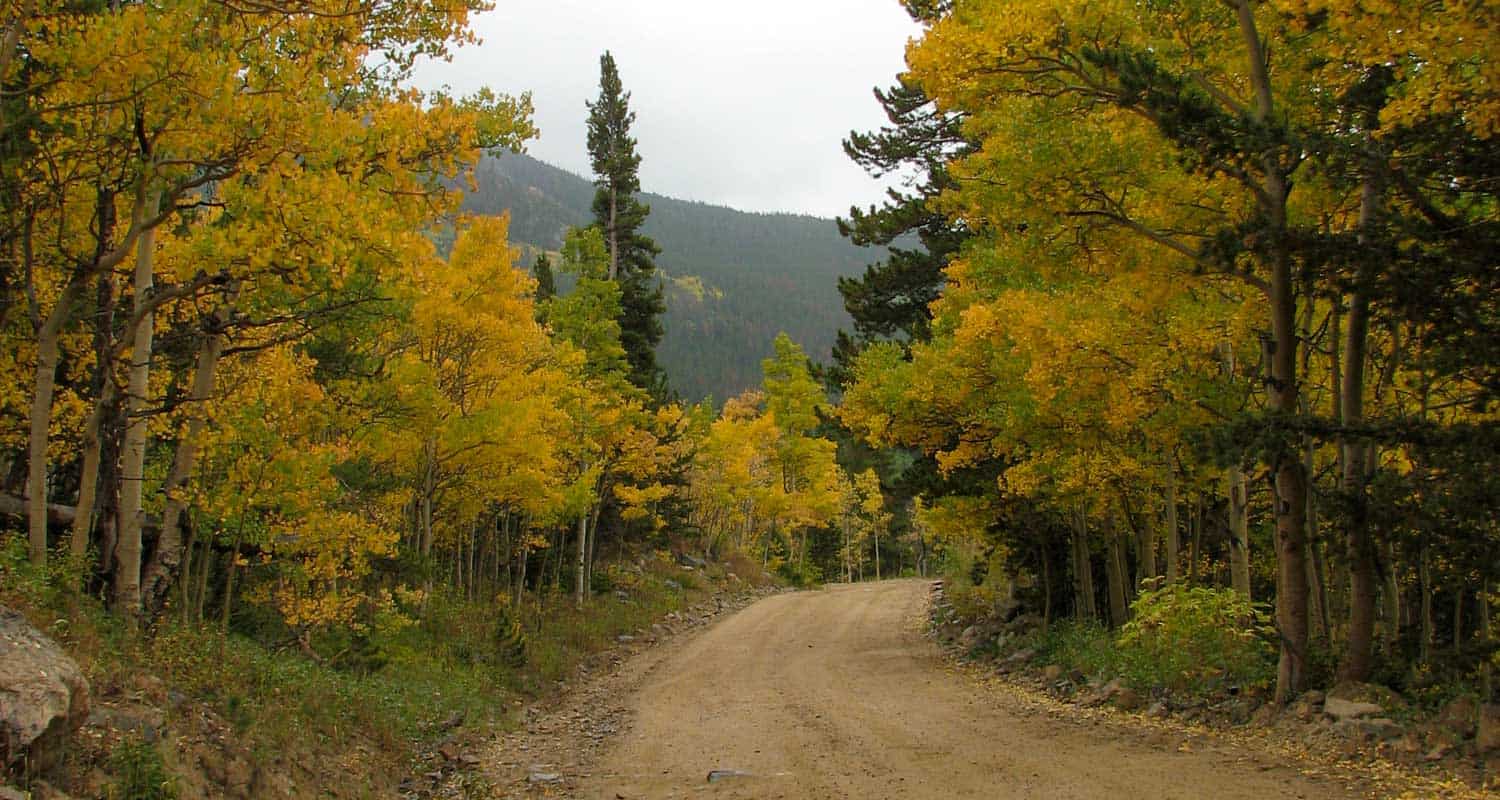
[1029,620,1121,678]
[1115,583,1275,693]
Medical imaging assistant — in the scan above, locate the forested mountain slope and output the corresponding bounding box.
[462,152,879,401]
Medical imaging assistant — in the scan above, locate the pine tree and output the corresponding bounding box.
[532,252,556,305]
[586,51,665,395]
[832,77,971,384]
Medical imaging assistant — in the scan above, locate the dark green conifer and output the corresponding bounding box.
[586,51,666,395]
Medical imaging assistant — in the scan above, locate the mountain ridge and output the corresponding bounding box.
[461,151,879,402]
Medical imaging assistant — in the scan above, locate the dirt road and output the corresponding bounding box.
[563,579,1371,800]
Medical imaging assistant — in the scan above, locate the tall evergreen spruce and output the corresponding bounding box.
[831,77,971,384]
[531,252,557,305]
[586,51,666,395]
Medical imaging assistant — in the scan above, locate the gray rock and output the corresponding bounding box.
[1479,704,1500,753]
[957,625,980,648]
[1250,704,1278,727]
[1042,664,1064,682]
[528,771,563,784]
[1437,695,1477,738]
[1332,716,1401,741]
[0,607,90,773]
[1323,695,1383,720]
[615,635,634,644]
[1146,701,1170,719]
[706,769,753,783]
[1111,687,1143,712]
[0,787,26,800]
[1005,648,1036,664]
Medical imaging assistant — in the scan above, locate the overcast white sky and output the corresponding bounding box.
[410,1,920,218]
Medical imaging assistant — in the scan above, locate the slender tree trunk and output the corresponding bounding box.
[1340,171,1380,682]
[193,534,212,623]
[1452,585,1463,654]
[1304,437,1330,642]
[1382,541,1401,651]
[873,528,881,581]
[70,378,116,563]
[419,447,436,558]
[26,274,88,566]
[1165,472,1179,584]
[113,188,163,619]
[142,300,230,614]
[1040,545,1052,631]
[1419,542,1434,662]
[1234,0,1310,702]
[178,520,194,622]
[1105,514,1129,628]
[1071,508,1096,621]
[1481,579,1492,699]
[1228,468,1251,600]
[221,525,245,633]
[1220,343,1252,600]
[585,502,602,596]
[574,510,588,606]
[71,200,120,566]
[1188,497,1203,586]
[1137,511,1157,586]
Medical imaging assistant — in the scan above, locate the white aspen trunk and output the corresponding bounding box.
[26,276,87,565]
[69,378,116,561]
[141,301,229,613]
[1228,468,1252,600]
[574,510,589,607]
[113,187,162,619]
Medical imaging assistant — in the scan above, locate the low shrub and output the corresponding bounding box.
[107,739,176,800]
[1115,583,1276,693]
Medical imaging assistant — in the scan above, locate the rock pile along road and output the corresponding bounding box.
[567,579,1368,800]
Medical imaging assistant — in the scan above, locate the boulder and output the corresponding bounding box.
[1438,695,1477,738]
[1004,648,1036,665]
[1328,681,1405,710]
[1111,687,1143,712]
[1323,696,1384,721]
[0,607,90,773]
[1479,704,1500,753]
[1333,716,1402,741]
[1042,664,1065,682]
[957,626,980,649]
[1250,704,1278,728]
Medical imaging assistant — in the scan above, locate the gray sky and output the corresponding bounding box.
[410,1,920,218]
